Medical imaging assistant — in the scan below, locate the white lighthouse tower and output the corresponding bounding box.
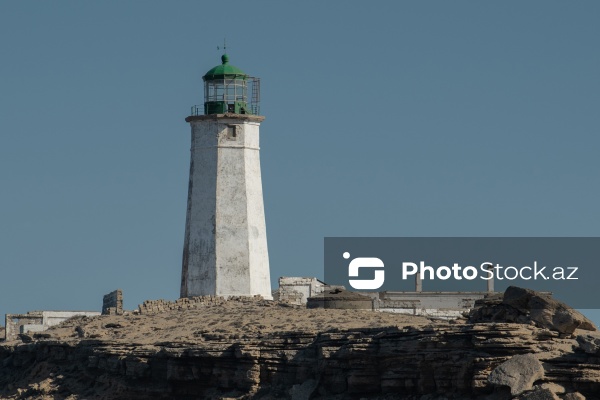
[180,54,272,299]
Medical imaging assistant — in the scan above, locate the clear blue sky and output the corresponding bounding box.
[1,2,599,323]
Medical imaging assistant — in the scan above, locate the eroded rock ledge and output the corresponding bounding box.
[0,288,599,400]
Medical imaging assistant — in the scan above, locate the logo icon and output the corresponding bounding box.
[345,252,385,290]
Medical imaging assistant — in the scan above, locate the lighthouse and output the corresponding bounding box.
[180,54,272,299]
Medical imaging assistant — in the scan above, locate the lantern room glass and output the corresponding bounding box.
[205,79,248,103]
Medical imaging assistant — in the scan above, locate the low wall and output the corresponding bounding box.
[139,296,263,314]
[374,291,491,318]
[308,291,494,318]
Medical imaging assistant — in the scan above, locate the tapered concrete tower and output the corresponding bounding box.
[181,54,272,299]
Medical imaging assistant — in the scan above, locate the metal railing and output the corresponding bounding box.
[189,103,260,116]
[250,77,260,116]
[190,105,203,116]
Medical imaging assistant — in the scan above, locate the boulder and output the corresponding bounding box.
[519,386,559,400]
[488,354,544,396]
[563,392,586,400]
[17,334,32,343]
[538,382,565,395]
[290,379,317,400]
[576,333,600,355]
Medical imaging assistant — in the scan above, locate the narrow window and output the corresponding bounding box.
[227,125,238,140]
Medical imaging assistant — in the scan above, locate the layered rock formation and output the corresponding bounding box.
[0,287,599,400]
[470,286,596,334]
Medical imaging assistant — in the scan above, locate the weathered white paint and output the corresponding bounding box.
[181,114,272,299]
[42,311,100,327]
[21,324,45,334]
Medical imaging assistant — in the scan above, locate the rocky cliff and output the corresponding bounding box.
[1,288,599,400]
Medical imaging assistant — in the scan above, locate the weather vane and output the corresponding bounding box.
[217,38,227,52]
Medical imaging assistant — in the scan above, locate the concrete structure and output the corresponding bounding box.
[297,272,497,318]
[272,277,331,305]
[382,268,496,317]
[414,267,495,294]
[181,54,272,299]
[5,311,100,341]
[305,289,492,318]
[371,291,490,318]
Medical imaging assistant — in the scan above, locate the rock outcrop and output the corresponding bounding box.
[469,286,596,335]
[0,287,598,400]
[503,286,596,334]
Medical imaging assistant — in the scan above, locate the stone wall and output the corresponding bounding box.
[272,277,339,305]
[102,289,123,315]
[137,295,264,314]
[273,288,304,304]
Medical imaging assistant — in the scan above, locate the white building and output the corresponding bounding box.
[4,311,100,341]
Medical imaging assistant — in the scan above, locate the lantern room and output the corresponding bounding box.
[201,54,259,115]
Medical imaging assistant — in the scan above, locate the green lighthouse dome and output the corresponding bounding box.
[203,54,248,81]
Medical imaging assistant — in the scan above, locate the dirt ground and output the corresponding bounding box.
[19,299,435,345]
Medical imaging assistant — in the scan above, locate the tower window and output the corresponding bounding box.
[227,125,239,140]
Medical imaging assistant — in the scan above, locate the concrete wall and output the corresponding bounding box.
[4,312,42,341]
[368,291,490,318]
[181,114,272,299]
[5,311,100,341]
